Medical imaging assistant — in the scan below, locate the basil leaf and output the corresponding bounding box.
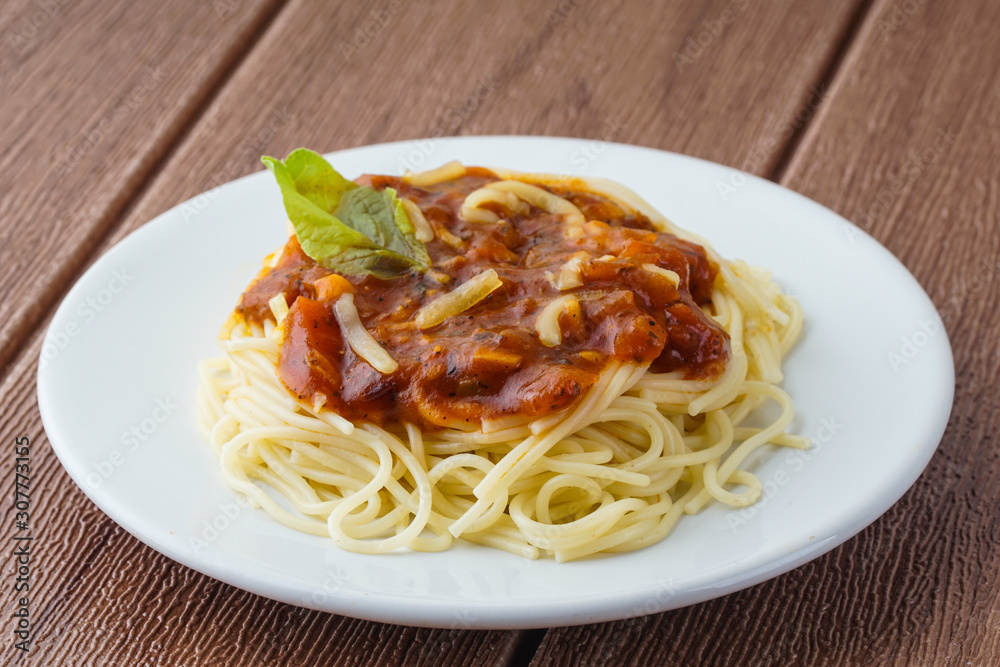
[325,245,426,279]
[334,187,404,253]
[333,187,431,270]
[389,187,431,268]
[271,148,356,212]
[262,149,431,279]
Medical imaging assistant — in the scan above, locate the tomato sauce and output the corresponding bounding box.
[236,169,729,429]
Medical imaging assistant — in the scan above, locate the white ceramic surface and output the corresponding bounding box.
[38,137,954,629]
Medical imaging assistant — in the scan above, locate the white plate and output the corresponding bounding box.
[38,137,954,629]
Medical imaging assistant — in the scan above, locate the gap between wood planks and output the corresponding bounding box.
[0,0,291,378]
[769,0,878,184]
[509,2,882,664]
[0,0,881,661]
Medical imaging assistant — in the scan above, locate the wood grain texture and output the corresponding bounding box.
[95,0,866,241]
[3,323,525,667]
[0,0,287,372]
[531,0,1000,665]
[11,0,982,665]
[0,360,522,667]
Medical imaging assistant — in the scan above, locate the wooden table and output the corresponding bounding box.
[2,0,998,664]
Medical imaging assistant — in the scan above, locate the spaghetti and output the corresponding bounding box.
[196,155,806,561]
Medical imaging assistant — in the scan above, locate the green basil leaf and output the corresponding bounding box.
[270,147,356,212]
[325,246,426,279]
[334,187,406,254]
[262,149,431,279]
[388,187,431,268]
[332,186,431,269]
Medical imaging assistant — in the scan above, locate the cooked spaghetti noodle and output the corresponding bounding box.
[196,157,805,561]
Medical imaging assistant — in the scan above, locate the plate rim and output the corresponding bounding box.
[37,135,955,629]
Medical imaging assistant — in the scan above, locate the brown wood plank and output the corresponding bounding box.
[0,0,287,371]
[0,358,521,666]
[1,0,869,664]
[778,2,1000,661]
[91,0,866,236]
[2,350,523,661]
[532,0,1000,665]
